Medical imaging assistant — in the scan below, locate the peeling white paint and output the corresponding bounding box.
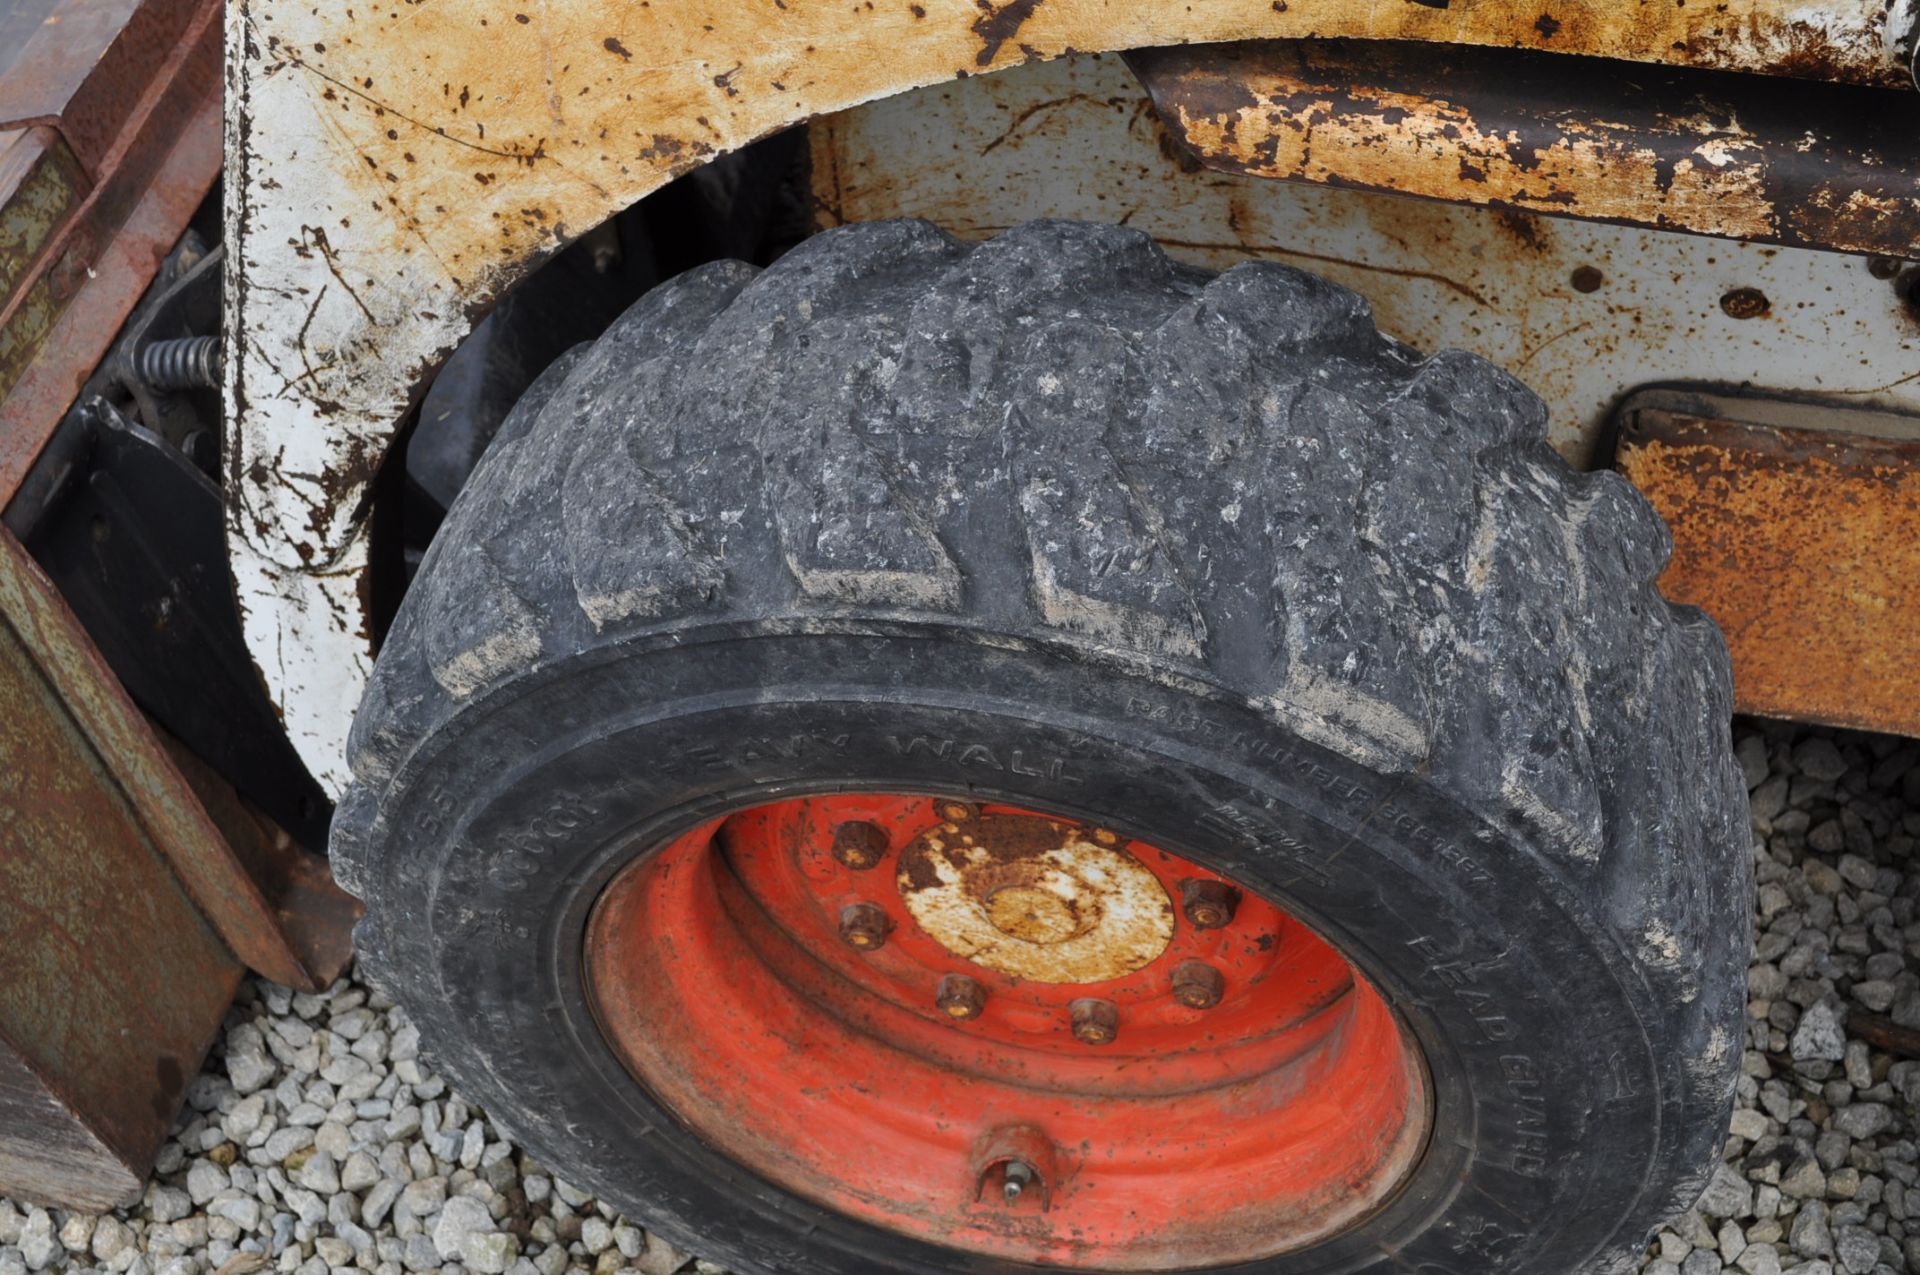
[228,526,370,798]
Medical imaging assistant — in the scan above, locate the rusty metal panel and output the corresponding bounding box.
[0,523,356,994]
[162,738,361,989]
[0,128,88,307]
[0,525,243,1210]
[811,54,1920,470]
[1128,39,1920,259]
[222,0,1912,790]
[0,0,199,176]
[0,0,67,82]
[0,0,220,505]
[1616,398,1920,736]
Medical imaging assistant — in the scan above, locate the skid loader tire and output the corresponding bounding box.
[331,219,1750,1275]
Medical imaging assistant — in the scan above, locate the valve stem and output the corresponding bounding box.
[1002,1161,1035,1203]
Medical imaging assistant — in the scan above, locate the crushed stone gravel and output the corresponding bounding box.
[2,719,1917,1275]
[1646,721,1920,1275]
[0,973,722,1275]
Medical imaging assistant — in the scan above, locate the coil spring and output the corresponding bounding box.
[135,336,221,391]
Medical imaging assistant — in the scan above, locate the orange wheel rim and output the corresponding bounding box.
[584,794,1431,1269]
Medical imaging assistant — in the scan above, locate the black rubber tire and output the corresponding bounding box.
[333,219,1750,1275]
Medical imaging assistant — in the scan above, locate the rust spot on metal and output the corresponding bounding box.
[1616,399,1920,738]
[1571,264,1604,293]
[1720,285,1772,318]
[1127,39,1920,257]
[831,819,891,870]
[896,814,1176,984]
[1683,10,1906,86]
[1493,207,1549,253]
[975,0,1052,69]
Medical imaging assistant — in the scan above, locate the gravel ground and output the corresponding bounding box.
[2,720,1918,1275]
[0,975,723,1275]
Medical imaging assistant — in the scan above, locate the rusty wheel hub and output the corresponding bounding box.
[584,794,1430,1269]
[896,811,1174,983]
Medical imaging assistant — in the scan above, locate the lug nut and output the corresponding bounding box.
[831,820,890,870]
[1069,998,1119,1046]
[936,799,978,823]
[1171,959,1225,1009]
[936,973,987,1020]
[1181,879,1241,930]
[838,902,891,951]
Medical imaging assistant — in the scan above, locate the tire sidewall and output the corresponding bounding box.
[364,625,1676,1275]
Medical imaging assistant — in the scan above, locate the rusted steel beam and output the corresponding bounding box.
[1128,39,1920,258]
[1615,396,1920,738]
[0,508,357,1208]
[0,524,241,1210]
[0,525,358,995]
[0,0,220,503]
[0,0,204,177]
